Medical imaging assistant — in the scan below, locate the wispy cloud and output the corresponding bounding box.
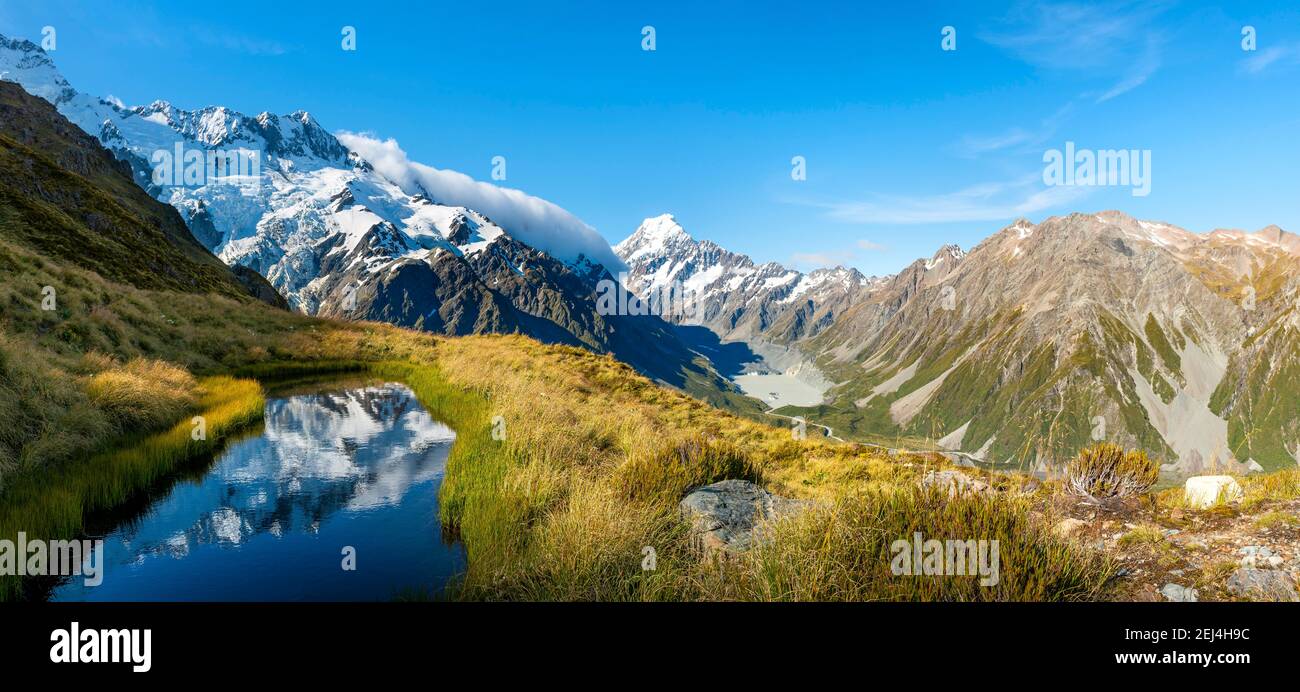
[1096,34,1162,102]
[799,174,1091,225]
[954,101,1076,158]
[788,239,888,270]
[1240,44,1300,75]
[956,128,1037,158]
[789,251,854,269]
[980,1,1169,101]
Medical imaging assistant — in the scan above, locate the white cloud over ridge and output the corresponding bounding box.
[337,132,625,272]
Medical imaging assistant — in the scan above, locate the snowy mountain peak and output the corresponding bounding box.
[614,213,696,262]
[0,35,74,105]
[923,244,966,271]
[142,99,173,114]
[615,215,874,342]
[639,213,688,238]
[0,31,629,313]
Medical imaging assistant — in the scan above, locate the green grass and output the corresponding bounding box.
[1144,313,1183,380]
[1116,524,1166,548]
[392,336,1120,602]
[0,375,263,600]
[1254,510,1300,530]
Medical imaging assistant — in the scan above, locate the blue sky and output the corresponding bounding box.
[3,0,1300,276]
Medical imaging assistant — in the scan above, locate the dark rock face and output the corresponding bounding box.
[231,265,289,310]
[308,230,722,388]
[181,200,223,250]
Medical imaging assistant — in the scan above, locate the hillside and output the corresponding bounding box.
[0,81,284,304]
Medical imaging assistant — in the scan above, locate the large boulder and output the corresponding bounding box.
[1182,476,1243,509]
[1226,568,1299,602]
[679,480,805,554]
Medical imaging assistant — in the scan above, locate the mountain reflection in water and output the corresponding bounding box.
[51,382,464,601]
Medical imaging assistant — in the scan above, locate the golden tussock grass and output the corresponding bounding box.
[85,358,198,433]
[408,336,1114,601]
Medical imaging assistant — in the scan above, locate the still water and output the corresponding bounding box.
[51,381,464,601]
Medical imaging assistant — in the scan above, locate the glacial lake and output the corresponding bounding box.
[49,381,464,601]
[732,372,827,408]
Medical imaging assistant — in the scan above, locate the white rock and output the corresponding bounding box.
[1183,475,1243,509]
[1161,583,1199,602]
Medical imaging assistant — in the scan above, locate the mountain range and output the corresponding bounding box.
[6,31,1299,475]
[0,79,282,307]
[616,212,1300,474]
[0,33,748,399]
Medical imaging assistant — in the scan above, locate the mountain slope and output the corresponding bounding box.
[619,211,1300,474]
[0,34,740,394]
[0,80,283,304]
[805,213,1300,473]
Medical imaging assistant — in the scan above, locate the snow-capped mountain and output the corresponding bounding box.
[0,78,284,307]
[618,209,1300,475]
[615,214,879,344]
[0,35,597,308]
[0,33,726,387]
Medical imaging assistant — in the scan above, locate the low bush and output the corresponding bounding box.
[1065,443,1158,501]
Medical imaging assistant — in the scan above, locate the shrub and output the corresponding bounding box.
[1065,443,1158,501]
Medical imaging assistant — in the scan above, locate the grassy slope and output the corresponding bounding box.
[415,336,1114,601]
[8,244,1300,601]
[787,307,1194,471]
[0,234,1122,600]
